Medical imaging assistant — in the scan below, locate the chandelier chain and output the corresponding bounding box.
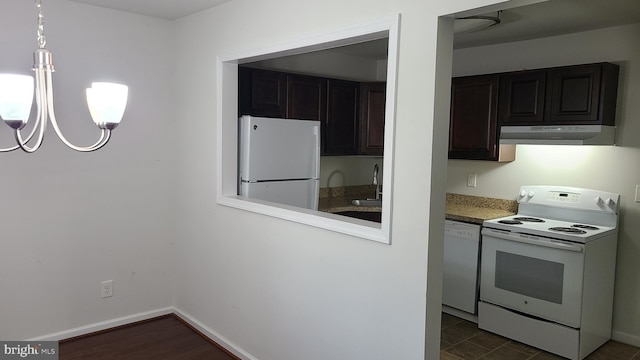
[36,0,46,49]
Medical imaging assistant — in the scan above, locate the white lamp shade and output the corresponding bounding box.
[0,74,34,122]
[86,82,128,129]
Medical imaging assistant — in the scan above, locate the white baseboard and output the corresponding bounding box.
[612,330,640,348]
[26,306,257,360]
[172,307,257,360]
[25,307,174,342]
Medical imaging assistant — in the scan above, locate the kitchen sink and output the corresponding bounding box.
[335,211,382,223]
[351,199,382,207]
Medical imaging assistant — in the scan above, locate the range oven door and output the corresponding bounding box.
[480,228,585,328]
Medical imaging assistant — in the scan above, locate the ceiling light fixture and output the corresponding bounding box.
[0,0,128,153]
[454,11,502,34]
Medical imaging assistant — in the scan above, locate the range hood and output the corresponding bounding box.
[500,125,616,145]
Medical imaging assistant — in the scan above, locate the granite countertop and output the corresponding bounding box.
[445,193,518,224]
[318,185,381,213]
[319,185,518,223]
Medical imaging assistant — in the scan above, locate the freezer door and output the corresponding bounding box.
[240,116,320,181]
[240,179,319,210]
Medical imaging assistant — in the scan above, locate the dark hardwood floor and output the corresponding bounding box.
[59,315,238,360]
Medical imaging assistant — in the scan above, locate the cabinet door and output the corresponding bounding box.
[238,67,286,117]
[547,64,601,124]
[286,74,326,121]
[547,63,618,125]
[359,82,386,156]
[449,75,499,161]
[325,80,360,155]
[498,70,546,125]
[238,66,253,116]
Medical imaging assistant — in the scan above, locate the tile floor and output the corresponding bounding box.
[440,313,640,360]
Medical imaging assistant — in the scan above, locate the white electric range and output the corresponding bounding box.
[478,185,620,360]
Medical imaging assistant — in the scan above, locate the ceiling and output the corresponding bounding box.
[68,0,640,53]
[454,0,640,49]
[69,0,230,20]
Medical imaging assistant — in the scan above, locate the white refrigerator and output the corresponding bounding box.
[238,115,320,210]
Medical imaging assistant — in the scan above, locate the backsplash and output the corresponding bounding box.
[319,185,377,199]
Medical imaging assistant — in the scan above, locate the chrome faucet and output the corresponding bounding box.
[373,164,382,200]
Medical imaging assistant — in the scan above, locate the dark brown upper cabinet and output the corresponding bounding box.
[238,67,286,118]
[359,82,386,156]
[498,70,547,125]
[449,62,619,161]
[547,63,619,125]
[324,80,360,155]
[497,62,619,127]
[286,74,327,122]
[449,75,505,161]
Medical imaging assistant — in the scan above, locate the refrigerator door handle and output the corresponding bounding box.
[313,126,320,179]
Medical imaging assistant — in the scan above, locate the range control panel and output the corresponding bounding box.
[546,191,581,203]
[517,185,620,214]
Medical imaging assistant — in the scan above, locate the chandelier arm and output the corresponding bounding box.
[44,70,111,152]
[0,70,48,152]
[0,70,48,153]
[0,112,41,151]
[15,128,41,153]
[0,145,20,153]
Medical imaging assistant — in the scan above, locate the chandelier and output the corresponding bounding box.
[0,0,128,153]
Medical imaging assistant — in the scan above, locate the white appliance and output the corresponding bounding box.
[500,125,616,145]
[443,220,481,320]
[479,185,619,360]
[238,115,320,210]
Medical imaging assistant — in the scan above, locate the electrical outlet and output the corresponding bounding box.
[467,173,477,187]
[101,280,113,298]
[636,185,640,203]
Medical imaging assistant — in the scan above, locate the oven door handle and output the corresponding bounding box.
[482,228,584,252]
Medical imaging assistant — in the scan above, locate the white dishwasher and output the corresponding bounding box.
[443,220,481,318]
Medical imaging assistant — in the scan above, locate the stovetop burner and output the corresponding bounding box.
[549,227,587,234]
[513,217,545,223]
[572,224,600,231]
[498,219,523,225]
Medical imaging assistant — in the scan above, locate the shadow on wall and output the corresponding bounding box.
[326,169,346,187]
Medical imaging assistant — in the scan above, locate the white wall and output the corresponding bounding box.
[0,0,176,340]
[171,0,522,357]
[171,0,450,358]
[320,156,383,188]
[448,23,640,345]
